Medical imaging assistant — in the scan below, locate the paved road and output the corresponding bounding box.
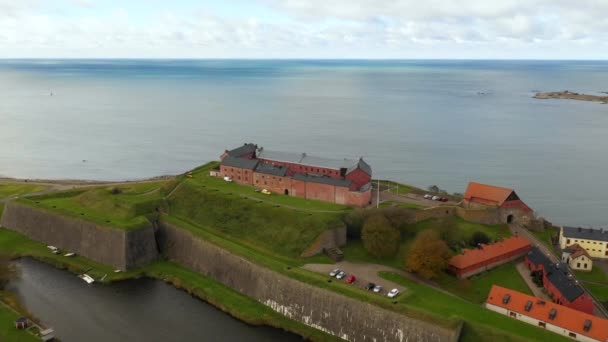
[511,224,608,318]
[515,261,551,300]
[303,261,473,302]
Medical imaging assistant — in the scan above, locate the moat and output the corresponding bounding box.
[8,258,300,342]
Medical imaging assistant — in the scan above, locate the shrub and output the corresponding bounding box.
[470,231,491,247]
[361,214,401,258]
[405,230,452,279]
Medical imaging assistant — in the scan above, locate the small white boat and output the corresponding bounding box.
[46,245,57,251]
[113,269,122,273]
[64,252,76,257]
[79,274,95,284]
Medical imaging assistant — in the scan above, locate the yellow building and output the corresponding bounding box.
[559,226,608,259]
[561,244,593,271]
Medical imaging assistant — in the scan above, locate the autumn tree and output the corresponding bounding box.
[405,230,452,279]
[362,214,401,258]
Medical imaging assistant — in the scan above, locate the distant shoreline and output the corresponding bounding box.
[534,91,608,104]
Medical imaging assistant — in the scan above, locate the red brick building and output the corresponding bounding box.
[448,236,532,278]
[218,143,372,207]
[525,247,595,314]
[463,182,533,224]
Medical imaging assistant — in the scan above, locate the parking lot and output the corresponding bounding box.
[303,261,407,296]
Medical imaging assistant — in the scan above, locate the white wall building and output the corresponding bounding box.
[559,227,608,259]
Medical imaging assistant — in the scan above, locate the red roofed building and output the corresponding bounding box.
[486,285,608,342]
[218,143,372,207]
[448,236,532,278]
[463,182,533,224]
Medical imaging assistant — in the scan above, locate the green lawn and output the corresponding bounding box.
[436,263,533,303]
[17,181,169,231]
[530,228,560,256]
[0,203,4,219]
[380,272,570,342]
[582,283,608,302]
[575,267,608,283]
[0,303,40,342]
[379,200,426,210]
[188,162,350,212]
[0,183,49,200]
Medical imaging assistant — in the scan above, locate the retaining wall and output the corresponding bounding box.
[300,226,347,258]
[157,221,461,342]
[0,201,158,270]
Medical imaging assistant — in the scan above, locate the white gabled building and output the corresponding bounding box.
[562,244,593,272]
[559,226,608,259]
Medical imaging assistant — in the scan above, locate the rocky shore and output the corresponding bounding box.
[534,90,608,104]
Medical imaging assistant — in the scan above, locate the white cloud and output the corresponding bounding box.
[0,0,606,58]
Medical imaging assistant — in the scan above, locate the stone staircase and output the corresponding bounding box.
[324,247,344,262]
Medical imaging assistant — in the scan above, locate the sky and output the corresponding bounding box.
[1,0,607,59]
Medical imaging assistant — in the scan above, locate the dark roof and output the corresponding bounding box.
[355,158,372,176]
[527,247,585,302]
[256,147,371,175]
[527,247,552,269]
[562,226,608,242]
[221,156,259,170]
[545,263,585,302]
[292,173,352,188]
[226,143,257,158]
[254,162,288,177]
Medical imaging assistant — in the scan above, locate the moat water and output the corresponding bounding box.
[0,59,607,226]
[8,258,300,342]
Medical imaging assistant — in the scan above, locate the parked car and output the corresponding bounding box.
[373,285,383,293]
[439,197,448,202]
[365,283,376,291]
[345,275,357,284]
[423,194,432,199]
[387,288,400,298]
[329,268,340,277]
[431,195,440,201]
[261,189,271,195]
[336,271,346,279]
[223,176,233,182]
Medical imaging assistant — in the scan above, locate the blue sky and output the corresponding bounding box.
[1,0,607,58]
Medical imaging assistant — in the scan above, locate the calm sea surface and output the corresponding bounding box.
[0,59,607,226]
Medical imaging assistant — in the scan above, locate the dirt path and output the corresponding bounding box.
[515,262,550,300]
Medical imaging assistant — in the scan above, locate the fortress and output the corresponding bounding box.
[218,143,373,207]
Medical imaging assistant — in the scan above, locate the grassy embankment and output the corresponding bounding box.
[0,302,39,342]
[576,267,608,304]
[341,216,512,269]
[0,183,49,200]
[0,164,569,341]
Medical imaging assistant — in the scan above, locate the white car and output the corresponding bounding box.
[423,194,432,199]
[329,268,340,277]
[387,288,400,298]
[431,195,440,201]
[373,285,383,293]
[223,176,233,182]
[336,271,346,279]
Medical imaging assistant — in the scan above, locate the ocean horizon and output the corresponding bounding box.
[1,59,607,227]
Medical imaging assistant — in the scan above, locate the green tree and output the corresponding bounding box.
[405,230,452,279]
[470,231,491,247]
[361,214,401,258]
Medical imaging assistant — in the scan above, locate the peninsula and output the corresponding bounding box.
[534,90,608,103]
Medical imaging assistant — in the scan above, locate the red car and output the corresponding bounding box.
[439,197,448,202]
[345,275,357,284]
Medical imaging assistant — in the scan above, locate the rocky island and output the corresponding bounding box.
[534,90,608,103]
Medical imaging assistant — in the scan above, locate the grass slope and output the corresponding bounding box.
[167,181,345,258]
[17,182,168,230]
[0,183,49,200]
[0,303,39,342]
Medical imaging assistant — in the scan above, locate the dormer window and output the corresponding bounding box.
[524,300,533,312]
[584,319,592,332]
